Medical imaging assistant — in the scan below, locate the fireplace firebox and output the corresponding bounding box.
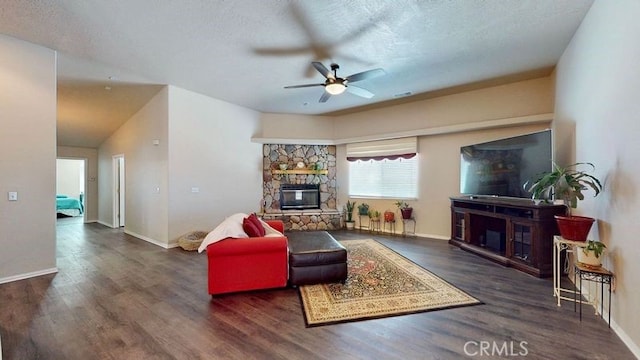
[280,184,320,210]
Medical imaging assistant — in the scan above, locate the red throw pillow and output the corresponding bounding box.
[243,217,262,237]
[247,213,265,237]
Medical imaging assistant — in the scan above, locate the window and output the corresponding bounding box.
[346,137,419,199]
[348,156,418,198]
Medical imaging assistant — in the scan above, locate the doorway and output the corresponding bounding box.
[113,155,125,228]
[56,158,86,223]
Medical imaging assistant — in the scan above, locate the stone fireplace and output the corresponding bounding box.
[262,144,341,230]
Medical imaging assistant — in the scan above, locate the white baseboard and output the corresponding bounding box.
[610,317,640,359]
[417,233,450,240]
[97,220,115,228]
[0,267,58,285]
[124,230,178,249]
[574,276,640,358]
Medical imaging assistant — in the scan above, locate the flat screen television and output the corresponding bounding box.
[459,129,552,199]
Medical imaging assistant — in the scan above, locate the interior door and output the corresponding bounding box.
[113,155,125,227]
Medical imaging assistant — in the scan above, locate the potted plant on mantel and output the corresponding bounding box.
[524,162,603,241]
[395,200,413,220]
[345,201,356,230]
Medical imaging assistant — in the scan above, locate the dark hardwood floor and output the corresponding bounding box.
[0,218,634,359]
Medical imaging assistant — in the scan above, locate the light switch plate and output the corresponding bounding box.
[8,192,18,201]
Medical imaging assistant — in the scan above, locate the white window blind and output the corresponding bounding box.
[347,137,418,198]
[346,137,417,161]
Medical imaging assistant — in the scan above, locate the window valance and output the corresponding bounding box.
[346,137,417,162]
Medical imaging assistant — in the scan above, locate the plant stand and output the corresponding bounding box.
[369,218,381,233]
[384,219,396,234]
[553,236,589,306]
[358,214,369,231]
[574,263,613,327]
[401,217,415,237]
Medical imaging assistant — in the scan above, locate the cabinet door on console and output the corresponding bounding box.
[509,221,534,265]
[452,212,466,241]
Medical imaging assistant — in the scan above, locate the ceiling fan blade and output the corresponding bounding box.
[312,62,332,79]
[346,85,374,99]
[319,91,331,103]
[345,68,386,83]
[284,83,324,89]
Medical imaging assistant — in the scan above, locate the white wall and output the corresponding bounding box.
[0,35,57,282]
[98,87,169,245]
[56,159,83,199]
[268,78,554,238]
[57,146,99,222]
[554,0,640,355]
[167,86,263,244]
[98,85,263,247]
[333,77,553,141]
[260,113,334,141]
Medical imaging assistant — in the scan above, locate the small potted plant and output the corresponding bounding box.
[384,210,395,222]
[345,200,356,230]
[357,203,370,216]
[368,210,381,221]
[576,240,607,268]
[524,162,603,241]
[395,200,413,219]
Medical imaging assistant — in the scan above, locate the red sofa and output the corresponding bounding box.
[206,220,288,295]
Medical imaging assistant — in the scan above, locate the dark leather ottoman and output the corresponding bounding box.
[287,231,347,286]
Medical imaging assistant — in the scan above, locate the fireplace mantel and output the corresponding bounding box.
[260,209,343,231]
[272,169,328,175]
[261,209,341,217]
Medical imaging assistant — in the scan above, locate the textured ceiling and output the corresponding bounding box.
[0,0,594,147]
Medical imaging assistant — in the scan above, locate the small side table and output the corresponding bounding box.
[358,214,369,231]
[574,263,613,327]
[369,219,381,233]
[401,217,416,236]
[553,236,589,306]
[384,219,396,234]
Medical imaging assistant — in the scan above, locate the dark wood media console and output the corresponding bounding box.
[449,196,567,277]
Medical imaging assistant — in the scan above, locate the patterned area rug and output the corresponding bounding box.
[298,239,482,327]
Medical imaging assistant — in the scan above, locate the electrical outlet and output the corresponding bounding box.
[8,191,18,201]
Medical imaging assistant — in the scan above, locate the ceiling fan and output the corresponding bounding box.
[284,62,385,103]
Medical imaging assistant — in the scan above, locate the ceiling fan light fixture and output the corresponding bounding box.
[325,82,346,95]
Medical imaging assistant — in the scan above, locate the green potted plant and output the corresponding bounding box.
[357,203,370,216]
[395,200,413,219]
[345,200,356,230]
[368,209,381,221]
[576,240,607,268]
[524,162,603,241]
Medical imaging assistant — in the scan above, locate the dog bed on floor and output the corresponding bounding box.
[178,231,208,251]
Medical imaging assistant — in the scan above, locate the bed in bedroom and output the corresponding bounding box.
[56,194,83,216]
